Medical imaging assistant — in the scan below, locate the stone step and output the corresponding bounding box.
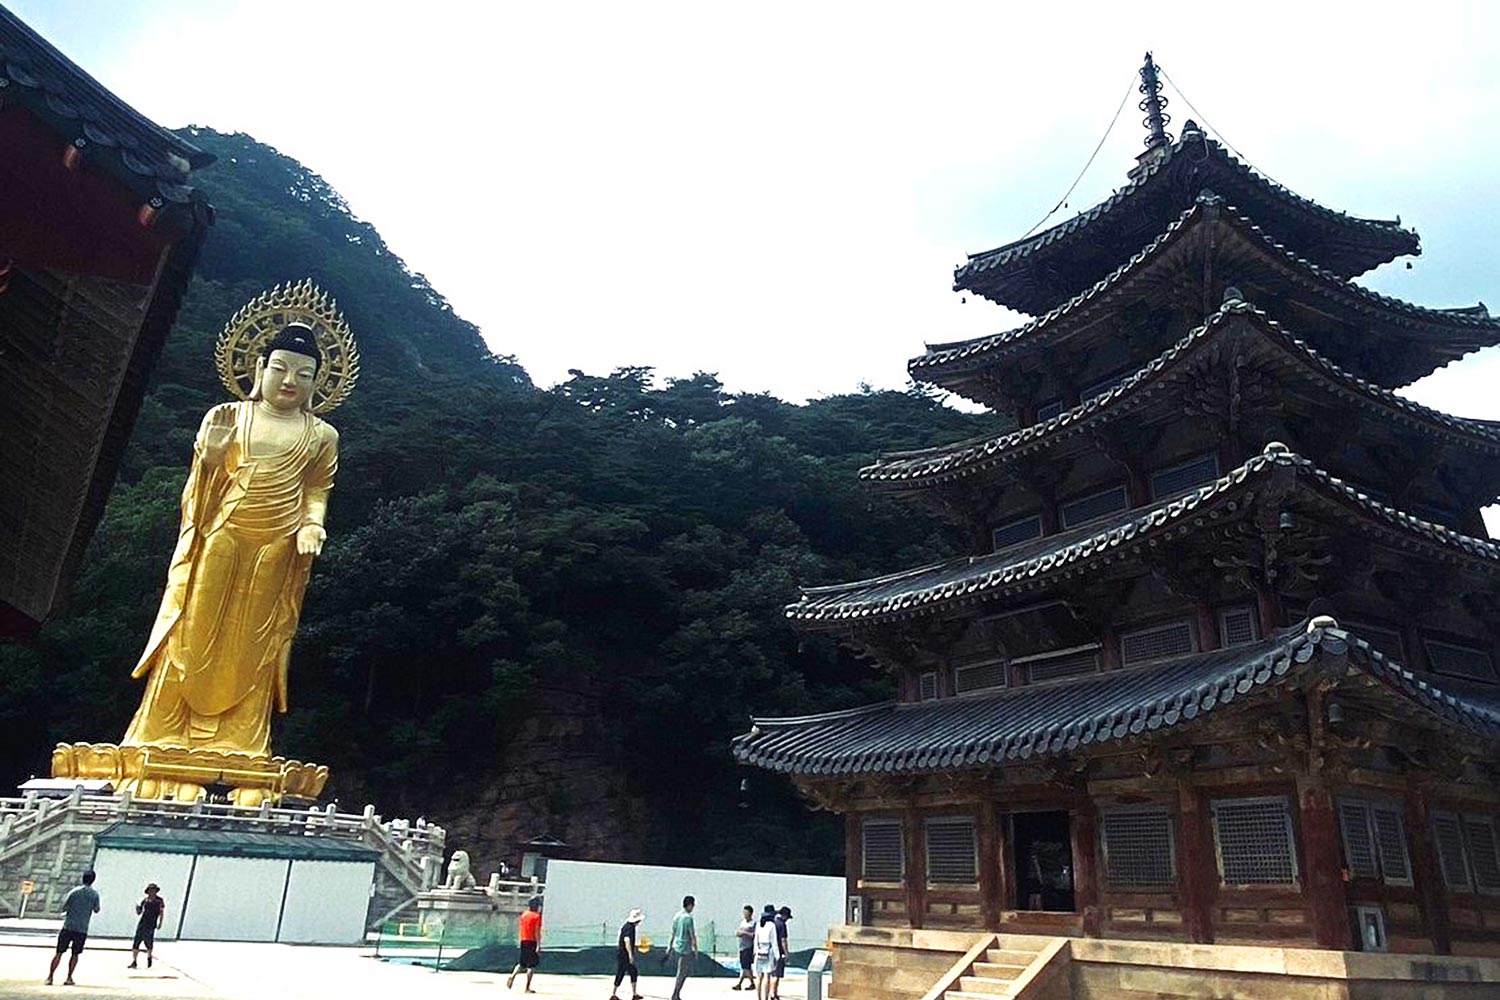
[957,976,1018,996]
[972,961,1030,979]
[992,935,1050,952]
[986,949,1043,966]
[946,990,1013,1000]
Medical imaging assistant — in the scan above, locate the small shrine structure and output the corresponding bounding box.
[0,5,214,636]
[735,54,1500,962]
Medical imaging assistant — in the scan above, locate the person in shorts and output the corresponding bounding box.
[129,882,166,969]
[47,870,100,987]
[771,906,793,1000]
[507,896,542,992]
[733,904,756,990]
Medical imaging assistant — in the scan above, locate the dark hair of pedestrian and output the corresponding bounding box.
[763,903,775,913]
[528,896,541,910]
[81,871,96,885]
[683,895,695,908]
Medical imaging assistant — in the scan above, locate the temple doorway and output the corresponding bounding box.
[1011,810,1075,912]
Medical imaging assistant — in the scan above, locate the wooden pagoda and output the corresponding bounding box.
[735,56,1500,956]
[0,5,213,636]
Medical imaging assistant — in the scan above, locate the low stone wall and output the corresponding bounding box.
[1068,938,1500,1000]
[827,925,988,1000]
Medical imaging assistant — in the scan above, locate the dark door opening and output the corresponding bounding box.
[1011,810,1075,911]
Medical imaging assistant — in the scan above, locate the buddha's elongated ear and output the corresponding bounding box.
[249,356,266,400]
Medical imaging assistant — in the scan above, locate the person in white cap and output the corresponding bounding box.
[610,907,646,1000]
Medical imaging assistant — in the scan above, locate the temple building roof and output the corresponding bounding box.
[732,625,1500,777]
[953,126,1419,316]
[870,300,1500,491]
[918,197,1500,394]
[0,7,214,212]
[791,443,1500,628]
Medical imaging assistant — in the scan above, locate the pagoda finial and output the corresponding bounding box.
[1138,52,1172,152]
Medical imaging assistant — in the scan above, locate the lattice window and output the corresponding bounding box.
[1338,799,1411,885]
[1347,622,1405,663]
[1465,816,1500,892]
[918,672,939,702]
[1035,400,1064,423]
[1101,807,1176,890]
[1060,485,1129,528]
[1432,811,1473,891]
[1120,620,1196,665]
[1211,796,1298,886]
[862,819,904,883]
[1219,606,1258,648]
[992,514,1043,551]
[954,660,1007,695]
[1425,639,1497,682]
[1150,453,1220,500]
[1020,646,1100,684]
[925,817,978,884]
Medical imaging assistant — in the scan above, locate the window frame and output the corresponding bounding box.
[1210,794,1300,888]
[1218,605,1259,648]
[1337,796,1413,887]
[1119,619,1198,666]
[1148,452,1221,501]
[923,815,980,887]
[1014,643,1101,684]
[1424,638,1498,683]
[953,658,1008,697]
[860,817,906,885]
[1059,483,1130,529]
[991,513,1044,552]
[1099,804,1178,891]
[917,671,939,702]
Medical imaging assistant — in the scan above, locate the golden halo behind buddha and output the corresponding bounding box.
[214,279,360,415]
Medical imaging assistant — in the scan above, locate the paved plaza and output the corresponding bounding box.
[0,926,810,1000]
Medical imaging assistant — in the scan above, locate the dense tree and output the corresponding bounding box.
[0,129,1008,873]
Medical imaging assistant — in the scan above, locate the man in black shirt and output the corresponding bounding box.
[610,907,645,1000]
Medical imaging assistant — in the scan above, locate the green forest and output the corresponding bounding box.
[0,129,1007,874]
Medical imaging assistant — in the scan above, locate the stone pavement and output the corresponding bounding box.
[0,931,809,1000]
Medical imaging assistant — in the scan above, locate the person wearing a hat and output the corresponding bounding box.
[609,908,646,1000]
[128,882,165,970]
[771,907,793,1000]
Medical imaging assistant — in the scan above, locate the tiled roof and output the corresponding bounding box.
[953,128,1419,314]
[792,443,1500,627]
[915,197,1499,388]
[0,6,214,207]
[871,301,1500,489]
[731,626,1500,777]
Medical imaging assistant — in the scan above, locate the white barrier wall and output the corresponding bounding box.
[541,859,844,956]
[89,848,194,940]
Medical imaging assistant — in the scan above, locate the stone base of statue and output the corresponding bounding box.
[50,742,328,806]
[415,888,509,938]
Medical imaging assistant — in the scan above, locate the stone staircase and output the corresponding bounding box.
[925,934,1071,1000]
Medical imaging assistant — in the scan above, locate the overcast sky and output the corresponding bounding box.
[14,2,1499,415]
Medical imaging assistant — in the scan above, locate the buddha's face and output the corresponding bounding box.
[257,349,317,412]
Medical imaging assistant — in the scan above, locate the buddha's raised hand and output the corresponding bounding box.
[201,406,236,464]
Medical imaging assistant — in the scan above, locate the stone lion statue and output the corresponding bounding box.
[444,849,477,891]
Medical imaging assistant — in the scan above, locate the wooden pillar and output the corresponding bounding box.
[1071,799,1103,936]
[1297,776,1353,950]
[1175,780,1216,944]
[1405,785,1451,954]
[978,800,1001,930]
[1195,602,1220,651]
[904,807,926,929]
[845,814,862,904]
[997,808,1015,917]
[1255,584,1280,639]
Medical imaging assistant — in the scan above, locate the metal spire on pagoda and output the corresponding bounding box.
[1130,52,1174,178]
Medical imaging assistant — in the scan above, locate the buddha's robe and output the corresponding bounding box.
[123,401,337,755]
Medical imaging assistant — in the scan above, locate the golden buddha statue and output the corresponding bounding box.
[51,281,359,805]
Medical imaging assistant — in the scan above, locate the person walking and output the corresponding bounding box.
[771,907,793,1000]
[668,895,697,1000]
[46,870,100,987]
[128,883,166,969]
[507,896,543,992]
[752,906,781,1000]
[609,908,645,1000]
[732,904,756,990]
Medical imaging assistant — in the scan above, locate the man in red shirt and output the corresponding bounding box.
[507,897,543,992]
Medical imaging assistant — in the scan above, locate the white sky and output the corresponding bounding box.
[14,1,1500,526]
